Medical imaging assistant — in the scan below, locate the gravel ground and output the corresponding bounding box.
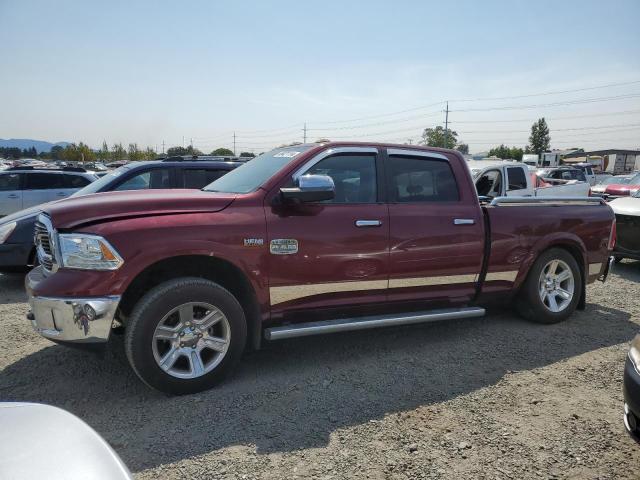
[1,262,639,479]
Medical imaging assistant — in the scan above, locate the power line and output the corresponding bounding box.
[307,110,443,131]
[448,79,640,102]
[450,93,640,112]
[449,109,640,124]
[457,122,640,135]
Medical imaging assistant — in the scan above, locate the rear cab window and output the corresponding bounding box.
[182,168,227,189]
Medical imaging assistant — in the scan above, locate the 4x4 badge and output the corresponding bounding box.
[270,239,298,255]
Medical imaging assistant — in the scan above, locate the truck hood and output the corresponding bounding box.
[610,196,640,216]
[605,184,640,196]
[43,189,237,229]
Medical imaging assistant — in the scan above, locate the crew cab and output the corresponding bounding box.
[471,162,591,198]
[25,143,615,394]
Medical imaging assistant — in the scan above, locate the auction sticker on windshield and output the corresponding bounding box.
[273,151,300,158]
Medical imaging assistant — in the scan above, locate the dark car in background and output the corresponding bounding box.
[0,160,243,271]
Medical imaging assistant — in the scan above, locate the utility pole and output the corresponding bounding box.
[303,122,307,143]
[233,132,236,156]
[162,140,165,154]
[444,101,449,148]
[190,138,193,150]
[182,136,185,148]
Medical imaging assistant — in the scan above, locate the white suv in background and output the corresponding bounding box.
[0,167,98,217]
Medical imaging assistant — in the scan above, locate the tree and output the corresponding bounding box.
[144,147,156,160]
[166,145,202,156]
[211,147,234,156]
[128,143,145,161]
[96,141,110,161]
[239,151,255,158]
[487,144,524,161]
[111,143,126,161]
[60,143,95,163]
[528,117,550,156]
[456,143,469,155]
[420,126,458,149]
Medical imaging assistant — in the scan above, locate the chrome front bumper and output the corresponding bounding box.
[26,267,120,343]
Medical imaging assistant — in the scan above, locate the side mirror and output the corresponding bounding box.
[280,174,335,203]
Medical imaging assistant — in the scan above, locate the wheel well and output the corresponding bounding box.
[546,243,586,310]
[119,255,262,349]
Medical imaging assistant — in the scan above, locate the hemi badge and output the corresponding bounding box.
[244,238,264,247]
[270,239,298,255]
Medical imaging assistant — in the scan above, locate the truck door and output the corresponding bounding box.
[0,173,23,216]
[265,147,389,314]
[385,148,484,305]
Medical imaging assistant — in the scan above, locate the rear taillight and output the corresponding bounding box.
[588,187,592,196]
[608,218,616,250]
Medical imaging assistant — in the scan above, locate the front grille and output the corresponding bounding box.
[616,214,640,252]
[34,220,54,271]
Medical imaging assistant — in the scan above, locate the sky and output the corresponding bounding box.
[1,0,639,154]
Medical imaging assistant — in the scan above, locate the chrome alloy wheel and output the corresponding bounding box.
[538,259,574,313]
[152,302,230,379]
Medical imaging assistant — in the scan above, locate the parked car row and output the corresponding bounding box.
[0,159,243,271]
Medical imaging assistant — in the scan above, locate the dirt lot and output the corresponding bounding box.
[1,263,639,479]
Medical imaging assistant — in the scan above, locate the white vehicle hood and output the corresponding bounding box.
[609,196,640,216]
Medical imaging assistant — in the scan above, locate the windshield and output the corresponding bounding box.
[71,165,130,196]
[203,146,313,193]
[600,176,629,186]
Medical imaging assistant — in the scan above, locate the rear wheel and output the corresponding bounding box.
[517,248,582,324]
[124,277,246,394]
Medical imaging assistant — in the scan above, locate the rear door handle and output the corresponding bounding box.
[453,218,475,225]
[56,192,67,197]
[7,194,19,199]
[355,220,382,227]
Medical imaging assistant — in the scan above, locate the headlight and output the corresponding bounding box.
[0,222,16,244]
[630,335,640,372]
[58,234,123,270]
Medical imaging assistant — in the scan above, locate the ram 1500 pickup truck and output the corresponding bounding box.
[25,143,616,394]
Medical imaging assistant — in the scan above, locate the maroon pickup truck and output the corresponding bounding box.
[26,143,616,394]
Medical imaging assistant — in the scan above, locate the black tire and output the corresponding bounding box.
[516,248,582,324]
[124,277,246,395]
[614,256,624,264]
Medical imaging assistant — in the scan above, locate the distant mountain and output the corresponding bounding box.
[0,138,71,153]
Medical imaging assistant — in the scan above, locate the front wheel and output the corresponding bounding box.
[124,277,247,395]
[517,248,582,324]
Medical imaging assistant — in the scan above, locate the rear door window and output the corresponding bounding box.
[388,155,459,202]
[0,173,21,191]
[63,174,92,188]
[183,168,227,189]
[25,173,65,189]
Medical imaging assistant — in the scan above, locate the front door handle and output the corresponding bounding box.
[7,194,19,199]
[56,192,67,197]
[355,220,382,227]
[453,218,475,225]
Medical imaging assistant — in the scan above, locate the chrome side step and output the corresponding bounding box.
[264,306,486,341]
